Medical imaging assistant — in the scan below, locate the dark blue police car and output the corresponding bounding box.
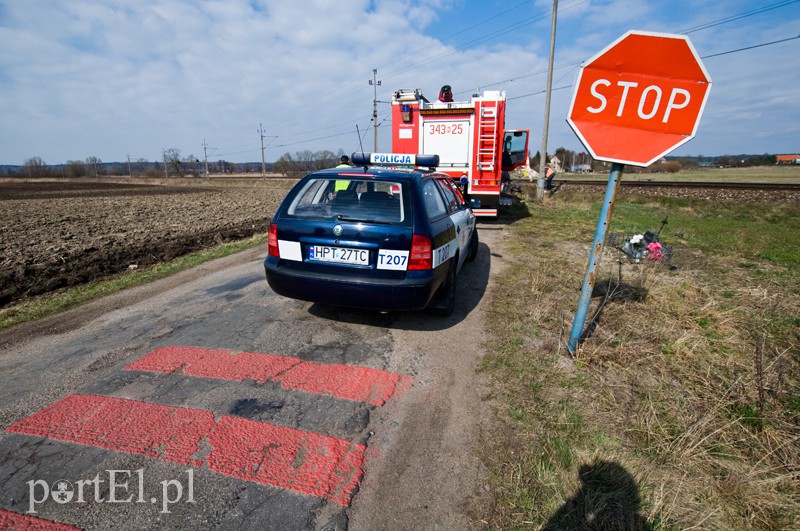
[264,152,478,315]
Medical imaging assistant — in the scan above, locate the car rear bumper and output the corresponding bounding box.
[264,259,443,311]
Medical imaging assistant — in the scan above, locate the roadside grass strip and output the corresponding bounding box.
[0,508,81,530]
[124,346,410,406]
[7,394,365,506]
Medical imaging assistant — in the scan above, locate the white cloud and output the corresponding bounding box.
[0,0,798,164]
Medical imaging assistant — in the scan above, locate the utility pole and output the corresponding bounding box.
[258,124,266,178]
[369,68,381,152]
[126,154,132,178]
[538,0,558,200]
[202,140,210,178]
[162,150,169,178]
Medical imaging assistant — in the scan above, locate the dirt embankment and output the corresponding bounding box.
[0,178,296,308]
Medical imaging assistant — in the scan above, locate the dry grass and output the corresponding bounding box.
[479,191,800,530]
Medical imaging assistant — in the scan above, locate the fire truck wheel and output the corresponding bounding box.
[466,229,479,262]
[429,260,457,316]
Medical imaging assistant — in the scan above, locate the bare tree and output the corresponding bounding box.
[132,158,149,175]
[21,156,50,178]
[67,160,87,178]
[274,152,296,177]
[181,154,201,177]
[163,148,182,176]
[294,150,316,174]
[309,150,335,171]
[85,156,102,177]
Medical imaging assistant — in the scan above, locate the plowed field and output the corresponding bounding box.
[0,178,296,308]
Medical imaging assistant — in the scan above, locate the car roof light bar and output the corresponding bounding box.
[351,152,439,169]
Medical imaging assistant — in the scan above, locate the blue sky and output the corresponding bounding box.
[1,0,798,165]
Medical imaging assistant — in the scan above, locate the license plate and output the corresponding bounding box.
[308,245,369,265]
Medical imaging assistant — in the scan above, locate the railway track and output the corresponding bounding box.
[553,180,800,191]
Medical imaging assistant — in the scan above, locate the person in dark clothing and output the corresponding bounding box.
[544,165,555,190]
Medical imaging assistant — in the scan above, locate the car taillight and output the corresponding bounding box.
[408,234,432,270]
[268,223,279,257]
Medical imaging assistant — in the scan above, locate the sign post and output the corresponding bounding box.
[565,30,712,353]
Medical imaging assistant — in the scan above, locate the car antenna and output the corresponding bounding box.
[355,125,368,172]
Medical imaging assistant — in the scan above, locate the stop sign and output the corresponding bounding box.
[567,30,712,167]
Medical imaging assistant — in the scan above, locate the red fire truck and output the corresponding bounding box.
[391,87,530,216]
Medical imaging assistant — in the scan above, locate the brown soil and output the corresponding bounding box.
[0,178,296,308]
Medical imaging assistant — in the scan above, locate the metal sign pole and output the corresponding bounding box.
[567,162,624,353]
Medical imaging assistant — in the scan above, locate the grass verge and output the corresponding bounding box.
[479,190,800,529]
[0,234,268,331]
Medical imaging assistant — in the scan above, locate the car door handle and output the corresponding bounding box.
[456,226,461,234]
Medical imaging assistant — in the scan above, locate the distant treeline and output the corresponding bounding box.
[0,156,273,179]
[0,149,353,179]
[0,150,784,179]
[533,148,780,173]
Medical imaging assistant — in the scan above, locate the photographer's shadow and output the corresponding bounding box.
[543,460,651,531]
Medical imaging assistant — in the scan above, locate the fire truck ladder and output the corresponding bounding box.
[476,102,499,172]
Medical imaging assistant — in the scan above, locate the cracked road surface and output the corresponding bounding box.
[0,224,505,530]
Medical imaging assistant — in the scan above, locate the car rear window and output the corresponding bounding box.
[286,178,406,223]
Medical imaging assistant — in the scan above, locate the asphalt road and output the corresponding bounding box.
[0,223,507,530]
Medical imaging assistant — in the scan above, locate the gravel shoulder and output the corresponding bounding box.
[348,222,509,530]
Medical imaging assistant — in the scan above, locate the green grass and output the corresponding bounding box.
[0,234,268,331]
[605,197,800,272]
[557,164,800,183]
[479,190,800,529]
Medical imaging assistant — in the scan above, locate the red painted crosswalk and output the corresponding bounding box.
[125,345,409,406]
[8,394,365,506]
[0,508,80,530]
[6,345,409,510]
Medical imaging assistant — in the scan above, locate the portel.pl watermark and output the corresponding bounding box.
[27,469,194,515]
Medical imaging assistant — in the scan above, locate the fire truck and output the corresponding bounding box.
[391,87,530,216]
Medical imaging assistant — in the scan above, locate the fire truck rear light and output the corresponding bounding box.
[268,223,279,257]
[408,234,432,270]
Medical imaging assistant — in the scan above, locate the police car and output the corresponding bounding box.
[264,152,478,315]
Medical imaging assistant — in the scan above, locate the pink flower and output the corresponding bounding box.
[647,241,662,260]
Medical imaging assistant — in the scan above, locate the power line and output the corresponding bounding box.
[508,84,573,101]
[256,0,586,134]
[380,0,588,82]
[255,25,797,153]
[681,0,800,34]
[504,30,798,102]
[702,33,800,58]
[215,2,799,157]
[376,0,551,73]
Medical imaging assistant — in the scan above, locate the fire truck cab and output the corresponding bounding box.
[391,88,529,216]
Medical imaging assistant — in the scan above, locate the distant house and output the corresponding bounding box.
[776,154,800,165]
[570,164,592,173]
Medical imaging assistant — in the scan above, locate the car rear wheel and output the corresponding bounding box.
[429,260,457,316]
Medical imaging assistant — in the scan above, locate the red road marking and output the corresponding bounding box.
[0,508,80,530]
[207,416,363,506]
[7,394,365,506]
[124,346,299,384]
[125,346,408,406]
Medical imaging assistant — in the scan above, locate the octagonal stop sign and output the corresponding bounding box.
[567,30,712,167]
